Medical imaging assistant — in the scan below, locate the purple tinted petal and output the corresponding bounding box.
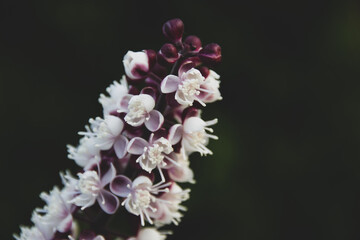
[145,110,164,132]
[168,124,183,145]
[100,163,116,187]
[178,60,196,77]
[119,94,132,111]
[57,214,73,233]
[97,190,120,214]
[127,137,148,155]
[114,135,128,159]
[140,86,157,101]
[132,175,153,188]
[110,175,132,197]
[160,75,180,93]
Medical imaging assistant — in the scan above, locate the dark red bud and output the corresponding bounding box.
[198,66,210,78]
[184,35,202,52]
[162,18,184,43]
[158,43,180,65]
[199,43,222,64]
[145,49,157,69]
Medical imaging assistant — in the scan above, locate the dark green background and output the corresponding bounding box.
[1,0,360,239]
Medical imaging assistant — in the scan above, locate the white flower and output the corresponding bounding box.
[79,115,128,159]
[161,68,207,106]
[64,165,120,214]
[99,76,130,115]
[123,51,149,79]
[127,228,167,240]
[199,70,222,103]
[67,137,101,170]
[153,183,190,226]
[182,116,218,156]
[31,186,74,239]
[14,226,46,240]
[110,175,171,226]
[124,94,164,132]
[127,134,177,181]
[165,149,195,184]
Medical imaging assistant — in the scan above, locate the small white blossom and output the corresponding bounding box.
[182,116,218,156]
[127,135,173,173]
[79,115,128,159]
[123,51,149,80]
[14,226,46,240]
[31,186,74,239]
[64,165,119,214]
[199,70,222,103]
[161,68,206,106]
[165,149,195,184]
[123,94,164,132]
[67,137,101,170]
[99,76,130,115]
[124,94,154,126]
[153,183,190,227]
[110,175,171,226]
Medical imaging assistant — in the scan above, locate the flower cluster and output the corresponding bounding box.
[14,18,222,240]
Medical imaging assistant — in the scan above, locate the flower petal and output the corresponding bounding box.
[97,190,119,214]
[106,115,124,136]
[132,175,153,188]
[145,110,164,132]
[127,137,148,155]
[100,163,116,187]
[114,135,129,159]
[110,175,132,197]
[57,214,73,233]
[161,75,180,93]
[183,117,206,133]
[178,59,197,77]
[168,124,183,145]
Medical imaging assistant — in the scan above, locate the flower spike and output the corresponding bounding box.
[15,18,222,240]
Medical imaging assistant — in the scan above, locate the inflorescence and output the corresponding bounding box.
[14,18,222,240]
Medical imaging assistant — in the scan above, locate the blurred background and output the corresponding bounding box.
[1,0,360,239]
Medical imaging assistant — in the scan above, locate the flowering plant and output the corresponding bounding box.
[14,18,222,240]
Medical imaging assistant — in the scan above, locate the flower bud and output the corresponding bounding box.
[158,43,180,65]
[184,35,202,52]
[198,43,222,64]
[162,18,184,44]
[144,49,157,69]
[123,51,149,80]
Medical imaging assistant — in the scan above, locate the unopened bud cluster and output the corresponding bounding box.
[15,18,222,240]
